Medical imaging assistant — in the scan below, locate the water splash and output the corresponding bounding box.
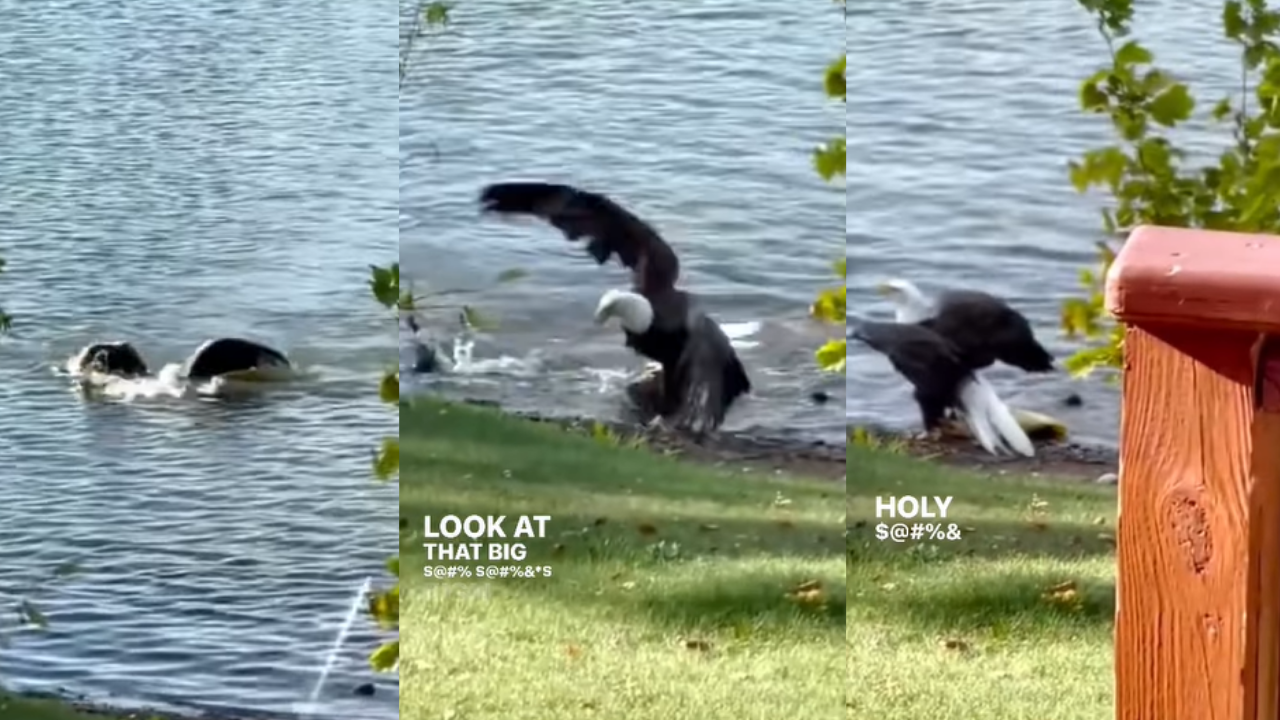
[60,352,303,402]
[722,320,762,349]
[296,576,373,718]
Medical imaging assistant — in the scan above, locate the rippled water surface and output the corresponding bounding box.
[0,3,397,719]
[400,0,847,445]
[850,0,1246,448]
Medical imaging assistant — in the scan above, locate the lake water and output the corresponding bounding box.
[0,2,398,719]
[850,0,1247,448]
[400,0,848,446]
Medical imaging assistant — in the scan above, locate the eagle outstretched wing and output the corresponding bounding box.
[479,181,680,296]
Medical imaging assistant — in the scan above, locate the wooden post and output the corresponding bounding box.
[1105,225,1280,720]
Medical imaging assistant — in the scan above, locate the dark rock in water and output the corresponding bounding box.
[353,682,376,696]
[1063,393,1083,407]
[810,391,831,405]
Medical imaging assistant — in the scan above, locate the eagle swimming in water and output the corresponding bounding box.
[72,337,292,381]
[478,181,751,434]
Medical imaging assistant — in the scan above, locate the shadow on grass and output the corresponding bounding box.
[847,445,1116,514]
[846,517,1117,562]
[848,567,1115,634]
[400,398,845,635]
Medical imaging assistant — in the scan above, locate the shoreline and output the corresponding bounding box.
[445,397,1120,484]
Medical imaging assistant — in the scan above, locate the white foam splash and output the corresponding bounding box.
[722,320,762,349]
[441,337,543,377]
[62,355,302,402]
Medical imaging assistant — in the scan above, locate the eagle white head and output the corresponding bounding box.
[594,289,654,334]
[875,278,933,323]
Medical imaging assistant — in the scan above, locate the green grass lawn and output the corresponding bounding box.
[847,446,1117,719]
[0,692,161,720]
[399,398,845,720]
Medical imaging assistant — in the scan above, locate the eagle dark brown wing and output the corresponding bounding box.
[478,182,680,296]
[921,290,1055,373]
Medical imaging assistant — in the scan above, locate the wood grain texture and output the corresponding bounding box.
[1260,337,1280,413]
[1246,407,1280,720]
[1105,225,1280,334]
[1115,326,1280,720]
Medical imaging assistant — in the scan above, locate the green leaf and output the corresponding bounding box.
[815,339,846,372]
[424,2,450,26]
[386,556,400,578]
[813,138,846,181]
[1080,81,1110,111]
[367,585,400,628]
[824,56,846,100]
[1212,97,1233,121]
[371,640,400,671]
[373,438,400,481]
[1223,0,1247,39]
[369,264,400,309]
[1146,84,1195,127]
[810,287,845,323]
[1114,40,1153,68]
[379,371,400,404]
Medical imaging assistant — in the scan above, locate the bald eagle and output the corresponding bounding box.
[71,341,150,378]
[70,337,291,381]
[479,181,751,434]
[848,318,1034,457]
[876,279,1055,373]
[181,338,292,380]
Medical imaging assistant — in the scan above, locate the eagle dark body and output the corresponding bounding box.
[182,337,291,380]
[849,320,974,432]
[919,290,1055,373]
[79,341,150,378]
[479,181,751,432]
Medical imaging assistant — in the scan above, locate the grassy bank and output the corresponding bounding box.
[0,692,159,720]
[399,398,844,720]
[847,447,1117,719]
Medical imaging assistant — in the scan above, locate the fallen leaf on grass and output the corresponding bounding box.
[593,517,608,527]
[776,519,795,530]
[566,644,584,659]
[940,638,971,652]
[1042,580,1085,612]
[684,639,712,652]
[637,523,658,537]
[1028,521,1048,532]
[786,579,827,608]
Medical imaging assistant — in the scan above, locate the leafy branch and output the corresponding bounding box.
[1064,0,1280,379]
[811,19,846,373]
